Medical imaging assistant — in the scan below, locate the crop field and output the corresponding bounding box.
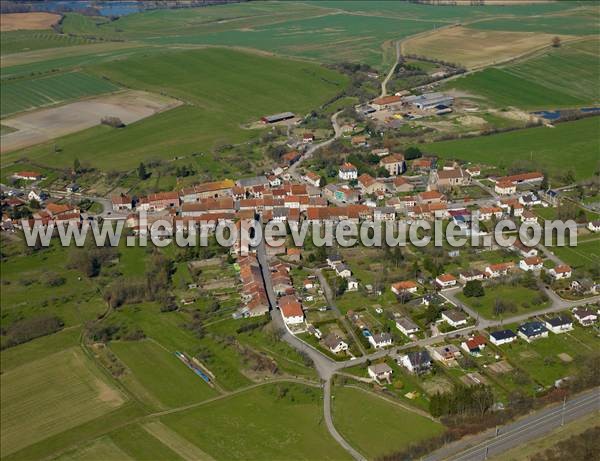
[110,339,218,409]
[1,71,119,117]
[332,386,444,459]
[160,383,351,460]
[470,8,600,36]
[424,117,600,181]
[445,39,600,109]
[1,30,95,55]
[0,347,125,457]
[2,48,346,169]
[0,12,60,32]
[403,26,563,69]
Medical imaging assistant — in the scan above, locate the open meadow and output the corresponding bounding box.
[423,117,600,181]
[444,38,600,109]
[2,47,347,168]
[0,12,60,32]
[332,386,444,459]
[159,383,351,461]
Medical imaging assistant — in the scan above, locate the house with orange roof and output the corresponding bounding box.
[391,281,418,295]
[379,154,406,176]
[338,162,358,181]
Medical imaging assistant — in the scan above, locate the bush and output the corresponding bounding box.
[1,316,64,349]
[101,116,125,128]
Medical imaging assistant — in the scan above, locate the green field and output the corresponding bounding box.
[445,39,600,109]
[1,71,119,117]
[551,237,600,271]
[332,386,444,459]
[0,347,125,457]
[160,383,351,460]
[0,30,96,55]
[110,339,217,409]
[457,285,550,320]
[2,47,347,171]
[424,117,600,181]
[471,8,600,36]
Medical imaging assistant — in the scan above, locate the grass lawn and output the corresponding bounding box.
[500,325,598,388]
[332,386,444,459]
[423,117,600,181]
[0,29,95,55]
[457,285,549,320]
[551,237,600,271]
[110,339,218,409]
[0,347,125,457]
[160,383,351,460]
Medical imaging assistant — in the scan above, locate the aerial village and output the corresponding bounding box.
[2,91,599,399]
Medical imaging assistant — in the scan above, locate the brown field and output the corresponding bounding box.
[402,26,569,69]
[1,12,60,31]
[1,90,181,153]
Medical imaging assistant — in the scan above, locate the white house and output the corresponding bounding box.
[367,363,393,383]
[519,256,543,272]
[347,277,359,291]
[441,310,468,328]
[572,307,597,326]
[280,298,304,326]
[391,281,418,295]
[495,181,516,195]
[549,265,572,280]
[544,316,573,334]
[302,171,322,187]
[459,270,484,284]
[368,332,393,349]
[323,333,349,354]
[334,263,352,278]
[587,221,600,232]
[399,350,432,374]
[396,317,420,336]
[435,274,457,289]
[338,162,358,181]
[489,329,517,346]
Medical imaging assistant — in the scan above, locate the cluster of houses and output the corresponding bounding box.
[347,310,393,349]
[325,254,359,292]
[490,306,598,346]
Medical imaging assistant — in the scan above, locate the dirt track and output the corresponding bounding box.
[1,13,60,31]
[1,91,181,154]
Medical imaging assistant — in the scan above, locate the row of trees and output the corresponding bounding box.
[429,384,495,418]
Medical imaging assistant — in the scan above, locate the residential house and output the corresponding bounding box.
[347,277,359,291]
[495,181,516,195]
[379,154,406,176]
[544,316,573,334]
[429,344,462,365]
[477,206,503,221]
[302,171,322,187]
[441,310,468,328]
[279,296,305,326]
[519,256,543,272]
[12,171,43,181]
[181,179,234,202]
[357,174,386,195]
[351,135,368,147]
[396,317,420,336]
[137,191,180,212]
[323,333,349,354]
[367,363,393,383]
[371,148,389,157]
[417,190,445,205]
[461,336,486,356]
[485,262,514,278]
[519,193,541,207]
[111,194,132,211]
[587,221,600,232]
[302,133,314,143]
[281,150,301,167]
[338,162,358,181]
[517,321,548,342]
[494,171,544,187]
[489,329,517,346]
[334,263,352,279]
[436,274,457,289]
[393,176,414,193]
[466,167,480,177]
[433,168,470,188]
[459,269,484,284]
[399,350,432,374]
[391,281,418,295]
[572,307,597,326]
[549,264,572,280]
[411,158,434,172]
[368,332,393,349]
[521,210,538,224]
[512,240,538,258]
[374,207,395,221]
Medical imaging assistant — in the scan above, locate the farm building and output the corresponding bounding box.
[402,92,454,110]
[261,112,295,124]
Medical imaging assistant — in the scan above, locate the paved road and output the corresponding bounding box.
[288,111,343,182]
[426,388,600,461]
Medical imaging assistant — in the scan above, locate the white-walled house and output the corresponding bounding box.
[396,317,420,336]
[368,332,393,349]
[323,333,349,353]
[441,310,468,328]
[338,162,358,181]
[435,274,457,289]
[544,316,573,334]
[549,265,572,280]
[519,256,543,272]
[368,363,393,382]
[572,307,597,326]
[490,329,517,346]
